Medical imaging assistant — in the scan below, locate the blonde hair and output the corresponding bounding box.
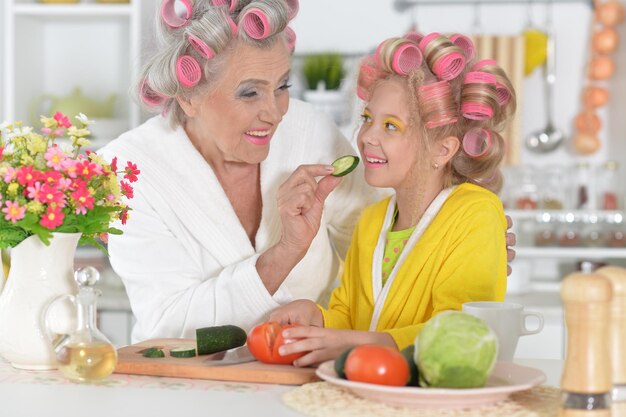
[357,34,516,195]
[138,0,293,126]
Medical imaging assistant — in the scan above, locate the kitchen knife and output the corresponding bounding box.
[203,345,255,366]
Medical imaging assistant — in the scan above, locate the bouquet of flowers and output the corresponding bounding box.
[0,112,139,252]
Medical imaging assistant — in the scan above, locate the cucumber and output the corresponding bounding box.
[331,155,360,177]
[142,347,165,358]
[196,325,247,355]
[170,346,197,358]
[401,344,420,386]
[334,347,354,379]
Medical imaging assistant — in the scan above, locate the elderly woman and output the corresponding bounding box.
[101,0,514,342]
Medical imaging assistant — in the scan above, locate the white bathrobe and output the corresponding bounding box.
[99,99,375,342]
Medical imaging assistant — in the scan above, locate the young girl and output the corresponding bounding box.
[270,32,516,367]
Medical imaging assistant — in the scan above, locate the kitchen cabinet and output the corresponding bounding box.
[1,0,145,146]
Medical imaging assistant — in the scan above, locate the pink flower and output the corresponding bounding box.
[120,181,134,199]
[37,183,66,207]
[26,182,43,200]
[2,200,26,223]
[110,157,118,172]
[58,177,72,191]
[71,187,95,215]
[75,160,103,180]
[41,127,52,135]
[62,159,78,178]
[53,112,71,128]
[40,206,65,230]
[16,166,40,187]
[44,145,67,170]
[41,170,62,185]
[3,167,17,183]
[119,209,129,225]
[123,161,140,183]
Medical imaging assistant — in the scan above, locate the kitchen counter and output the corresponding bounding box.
[0,357,562,417]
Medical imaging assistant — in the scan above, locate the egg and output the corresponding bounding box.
[573,132,601,155]
[575,111,602,133]
[596,0,626,27]
[592,27,619,54]
[582,86,610,108]
[589,55,615,80]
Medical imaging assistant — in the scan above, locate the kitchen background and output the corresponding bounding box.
[1,0,625,359]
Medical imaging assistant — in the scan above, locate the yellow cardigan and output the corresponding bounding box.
[320,183,507,350]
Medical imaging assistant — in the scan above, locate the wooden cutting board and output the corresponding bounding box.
[114,338,318,385]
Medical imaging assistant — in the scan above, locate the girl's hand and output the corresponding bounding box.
[505,215,516,276]
[277,165,342,256]
[278,326,396,367]
[269,300,323,327]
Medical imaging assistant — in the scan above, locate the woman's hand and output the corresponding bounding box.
[276,165,342,256]
[278,326,396,367]
[269,300,323,327]
[505,215,516,276]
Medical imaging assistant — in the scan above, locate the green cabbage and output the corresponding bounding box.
[415,311,498,388]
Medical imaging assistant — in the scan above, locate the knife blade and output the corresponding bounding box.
[203,345,256,366]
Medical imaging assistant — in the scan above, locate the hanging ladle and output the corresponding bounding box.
[525,2,564,153]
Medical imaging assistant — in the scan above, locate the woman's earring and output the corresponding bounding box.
[432,161,440,170]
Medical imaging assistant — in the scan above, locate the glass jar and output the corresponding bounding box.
[558,213,582,247]
[582,214,605,247]
[572,161,592,210]
[606,213,626,248]
[534,212,559,246]
[513,166,538,210]
[538,166,567,210]
[596,160,621,210]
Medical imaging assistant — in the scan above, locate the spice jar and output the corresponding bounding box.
[539,166,567,210]
[583,214,606,247]
[534,212,559,246]
[596,160,621,210]
[513,166,538,210]
[606,213,626,248]
[572,161,593,210]
[559,213,582,247]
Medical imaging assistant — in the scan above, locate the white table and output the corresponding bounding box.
[0,358,563,417]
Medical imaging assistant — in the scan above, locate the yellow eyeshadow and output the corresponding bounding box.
[384,117,406,132]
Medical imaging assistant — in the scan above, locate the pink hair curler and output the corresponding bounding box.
[161,0,192,29]
[391,43,423,75]
[461,102,494,120]
[241,8,271,40]
[417,80,459,128]
[403,31,424,45]
[140,79,167,107]
[419,32,466,80]
[285,26,296,52]
[472,59,497,71]
[188,34,214,59]
[462,128,493,157]
[176,55,202,87]
[464,71,496,85]
[212,0,237,12]
[225,13,239,36]
[450,34,476,61]
[285,0,299,20]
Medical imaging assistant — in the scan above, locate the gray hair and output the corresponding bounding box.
[137,0,292,126]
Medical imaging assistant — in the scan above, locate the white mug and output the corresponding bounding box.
[461,301,544,361]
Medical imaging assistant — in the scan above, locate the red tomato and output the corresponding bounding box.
[344,344,409,386]
[247,322,305,365]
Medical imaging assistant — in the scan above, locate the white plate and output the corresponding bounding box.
[315,360,546,409]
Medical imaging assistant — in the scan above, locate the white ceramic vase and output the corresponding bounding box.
[0,232,81,370]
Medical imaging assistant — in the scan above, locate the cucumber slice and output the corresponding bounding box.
[142,347,165,358]
[170,346,197,358]
[331,155,360,177]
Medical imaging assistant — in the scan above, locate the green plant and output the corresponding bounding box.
[302,53,345,91]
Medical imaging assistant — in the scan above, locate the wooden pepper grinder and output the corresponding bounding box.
[597,266,626,417]
[561,272,613,417]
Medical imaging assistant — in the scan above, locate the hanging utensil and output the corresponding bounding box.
[525,1,564,153]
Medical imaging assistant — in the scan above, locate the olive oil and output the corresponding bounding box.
[56,341,118,382]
